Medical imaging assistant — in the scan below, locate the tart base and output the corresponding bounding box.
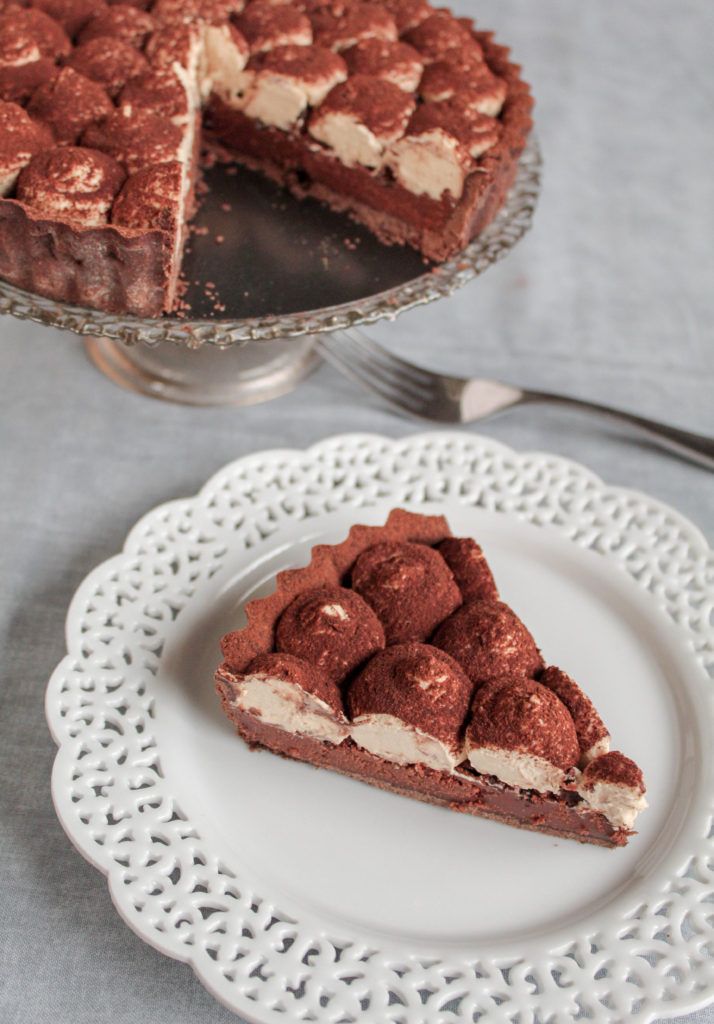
[217,671,628,848]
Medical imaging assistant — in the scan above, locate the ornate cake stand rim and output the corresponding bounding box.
[0,139,541,349]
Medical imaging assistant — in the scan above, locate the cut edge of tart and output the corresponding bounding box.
[215,509,647,848]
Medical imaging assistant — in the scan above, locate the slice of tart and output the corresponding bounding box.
[216,510,647,847]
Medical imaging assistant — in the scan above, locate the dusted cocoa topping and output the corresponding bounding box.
[467,677,580,782]
[379,0,432,33]
[313,73,413,137]
[241,651,346,719]
[540,666,610,765]
[31,0,105,36]
[82,108,184,173]
[432,599,543,685]
[140,0,187,23]
[292,0,355,12]
[351,540,461,644]
[249,42,346,89]
[348,642,472,752]
[144,23,200,72]
[112,160,182,230]
[235,4,313,53]
[16,145,125,226]
[0,6,71,64]
[436,537,498,603]
[66,37,149,97]
[343,38,422,92]
[198,0,247,22]
[405,97,501,156]
[118,68,190,124]
[311,2,397,51]
[152,0,244,25]
[404,11,481,62]
[77,5,155,48]
[0,100,53,194]
[275,585,385,684]
[579,751,644,793]
[0,59,56,106]
[420,59,506,116]
[419,39,483,73]
[27,67,113,144]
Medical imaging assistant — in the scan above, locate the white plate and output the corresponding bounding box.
[46,432,714,1024]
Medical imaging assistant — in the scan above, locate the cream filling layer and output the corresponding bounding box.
[350,712,461,773]
[232,675,349,745]
[242,72,307,130]
[202,24,248,104]
[309,110,385,169]
[387,129,466,199]
[576,779,648,830]
[467,746,566,794]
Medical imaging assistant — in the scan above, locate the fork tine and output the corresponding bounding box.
[343,329,439,392]
[318,334,430,405]
[317,338,429,416]
[330,332,440,405]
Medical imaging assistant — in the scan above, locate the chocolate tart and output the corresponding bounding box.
[216,510,647,848]
[0,1,532,316]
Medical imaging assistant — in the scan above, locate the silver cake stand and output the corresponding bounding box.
[0,141,541,406]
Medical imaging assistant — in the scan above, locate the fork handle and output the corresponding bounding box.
[519,389,714,470]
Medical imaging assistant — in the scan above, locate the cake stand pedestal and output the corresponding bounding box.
[83,333,320,406]
[0,142,540,407]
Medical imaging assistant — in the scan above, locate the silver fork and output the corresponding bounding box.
[316,330,714,470]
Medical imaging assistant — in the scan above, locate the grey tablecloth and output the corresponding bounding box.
[1,1,713,1021]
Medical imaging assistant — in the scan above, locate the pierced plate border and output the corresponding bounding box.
[46,431,714,1024]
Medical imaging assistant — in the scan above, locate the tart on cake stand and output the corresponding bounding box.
[0,141,540,406]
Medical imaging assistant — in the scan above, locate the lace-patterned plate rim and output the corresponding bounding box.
[46,432,714,1024]
[0,144,541,349]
